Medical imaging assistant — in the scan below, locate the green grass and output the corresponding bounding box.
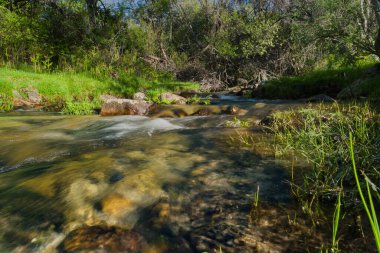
[0,67,201,114]
[113,73,200,102]
[350,133,380,252]
[270,102,380,251]
[261,63,380,99]
[0,67,112,114]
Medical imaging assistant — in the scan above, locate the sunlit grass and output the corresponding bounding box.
[0,67,112,114]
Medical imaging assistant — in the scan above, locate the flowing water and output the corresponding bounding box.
[0,99,310,253]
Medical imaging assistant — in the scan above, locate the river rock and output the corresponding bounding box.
[192,108,214,116]
[61,225,144,253]
[159,92,186,104]
[133,92,146,100]
[101,99,152,116]
[224,105,242,115]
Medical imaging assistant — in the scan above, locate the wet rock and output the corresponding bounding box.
[224,105,241,115]
[61,225,144,253]
[101,99,152,116]
[192,108,214,116]
[304,94,335,102]
[133,92,146,101]
[159,92,186,104]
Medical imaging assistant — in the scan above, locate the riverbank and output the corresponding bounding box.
[263,102,380,252]
[244,63,380,100]
[2,63,380,117]
[0,68,200,114]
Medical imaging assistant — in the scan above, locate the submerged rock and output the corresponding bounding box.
[159,92,186,104]
[100,193,135,218]
[61,225,144,253]
[101,99,152,116]
[192,108,214,116]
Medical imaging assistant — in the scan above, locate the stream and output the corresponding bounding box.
[0,98,313,253]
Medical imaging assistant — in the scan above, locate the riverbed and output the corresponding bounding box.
[0,99,318,253]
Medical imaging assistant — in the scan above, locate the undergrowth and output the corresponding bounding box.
[261,63,380,99]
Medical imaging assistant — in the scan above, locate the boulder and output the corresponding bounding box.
[133,92,146,100]
[101,99,152,116]
[159,92,186,104]
[12,88,42,109]
[192,108,214,116]
[61,225,144,253]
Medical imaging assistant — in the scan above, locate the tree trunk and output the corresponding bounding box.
[371,0,380,56]
[86,0,98,26]
[376,27,380,56]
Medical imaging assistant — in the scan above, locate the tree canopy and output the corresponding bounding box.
[0,0,379,85]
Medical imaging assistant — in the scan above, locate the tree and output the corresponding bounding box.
[372,0,380,56]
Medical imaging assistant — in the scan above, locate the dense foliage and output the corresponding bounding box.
[0,0,379,86]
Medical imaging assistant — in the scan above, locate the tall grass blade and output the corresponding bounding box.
[349,133,380,252]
